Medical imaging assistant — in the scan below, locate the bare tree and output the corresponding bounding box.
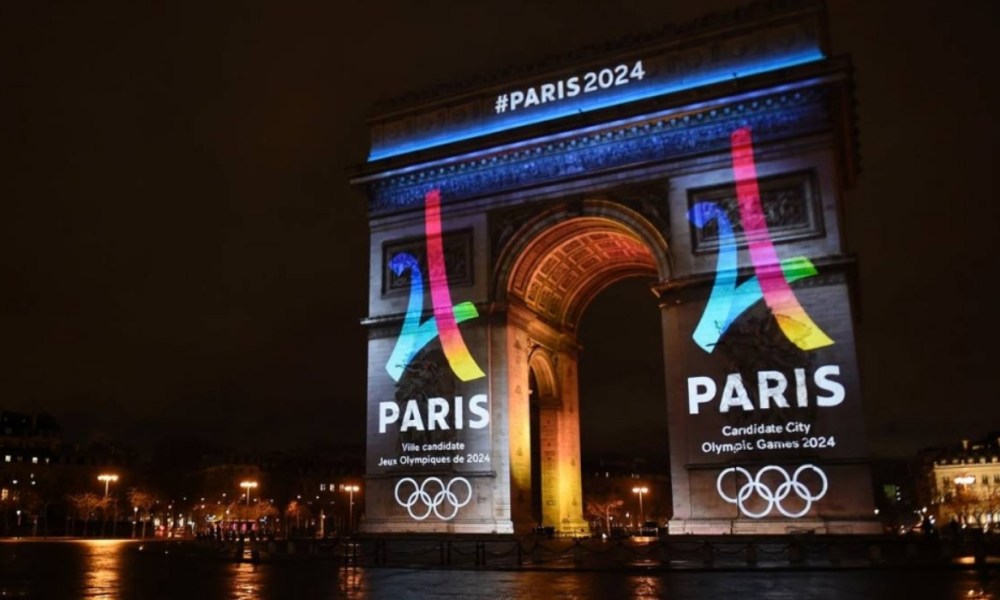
[66,493,103,537]
[251,501,278,525]
[944,484,1000,529]
[585,498,624,535]
[285,500,313,536]
[984,486,1000,525]
[17,489,43,537]
[127,488,157,538]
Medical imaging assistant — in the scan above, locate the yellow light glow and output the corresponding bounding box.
[97,474,119,497]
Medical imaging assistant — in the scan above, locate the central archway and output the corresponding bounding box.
[495,200,670,535]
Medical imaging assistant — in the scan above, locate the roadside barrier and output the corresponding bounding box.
[185,533,1000,570]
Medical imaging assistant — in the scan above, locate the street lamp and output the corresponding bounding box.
[343,485,360,534]
[240,481,258,506]
[97,474,119,537]
[632,486,648,529]
[97,474,119,498]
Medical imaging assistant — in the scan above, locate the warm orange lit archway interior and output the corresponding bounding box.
[499,202,667,535]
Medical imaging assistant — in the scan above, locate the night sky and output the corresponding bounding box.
[1,1,997,460]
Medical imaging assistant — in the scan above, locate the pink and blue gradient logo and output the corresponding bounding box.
[688,127,834,353]
[386,189,486,382]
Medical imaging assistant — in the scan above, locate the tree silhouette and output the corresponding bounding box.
[585,498,624,534]
[66,493,103,537]
[127,488,158,538]
[284,499,313,536]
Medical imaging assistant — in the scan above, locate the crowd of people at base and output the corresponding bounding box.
[193,524,339,542]
[918,514,994,539]
[195,525,277,542]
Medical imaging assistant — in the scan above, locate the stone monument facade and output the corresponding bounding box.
[353,0,880,536]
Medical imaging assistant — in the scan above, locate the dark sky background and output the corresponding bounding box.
[1,1,997,461]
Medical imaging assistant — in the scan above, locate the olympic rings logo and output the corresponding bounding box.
[394,477,472,521]
[716,464,828,519]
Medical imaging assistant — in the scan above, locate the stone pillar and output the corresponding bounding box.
[505,324,534,534]
[550,350,589,536]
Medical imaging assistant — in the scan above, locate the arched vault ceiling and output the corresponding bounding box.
[507,217,658,330]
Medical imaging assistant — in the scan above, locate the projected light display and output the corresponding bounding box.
[385,252,479,382]
[368,27,826,161]
[716,464,828,519]
[358,4,875,534]
[386,189,485,383]
[394,476,473,521]
[689,127,833,354]
[373,189,491,522]
[358,0,876,533]
[682,126,865,518]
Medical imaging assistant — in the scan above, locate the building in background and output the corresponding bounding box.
[581,457,670,536]
[0,408,365,538]
[0,410,137,537]
[923,434,1000,531]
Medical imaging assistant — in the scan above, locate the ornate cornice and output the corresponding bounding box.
[366,87,831,216]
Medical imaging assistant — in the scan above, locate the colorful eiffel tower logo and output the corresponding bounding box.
[689,127,834,353]
[385,189,485,382]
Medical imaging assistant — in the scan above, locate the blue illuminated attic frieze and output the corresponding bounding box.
[363,84,833,216]
[369,49,824,162]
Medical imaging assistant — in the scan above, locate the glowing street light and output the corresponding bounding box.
[98,474,119,498]
[240,481,258,506]
[632,486,648,528]
[97,474,120,537]
[343,484,360,534]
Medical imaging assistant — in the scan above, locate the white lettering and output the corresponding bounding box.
[509,90,524,110]
[377,396,488,434]
[719,374,753,412]
[794,368,808,407]
[495,61,646,114]
[757,371,789,409]
[468,394,489,429]
[400,401,424,431]
[565,76,580,97]
[540,83,555,103]
[687,376,717,414]
[427,397,450,430]
[756,438,800,450]
[786,421,811,434]
[814,365,845,407]
[379,402,399,434]
[722,423,785,436]
[524,88,540,108]
[685,365,847,414]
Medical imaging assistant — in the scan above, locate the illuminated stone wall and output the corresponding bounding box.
[354,0,879,535]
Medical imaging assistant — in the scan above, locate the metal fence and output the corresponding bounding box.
[186,533,1000,570]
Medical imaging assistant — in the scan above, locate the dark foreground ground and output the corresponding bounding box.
[1,539,998,599]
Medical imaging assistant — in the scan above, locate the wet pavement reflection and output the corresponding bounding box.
[83,540,123,599]
[230,561,265,600]
[0,541,997,599]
